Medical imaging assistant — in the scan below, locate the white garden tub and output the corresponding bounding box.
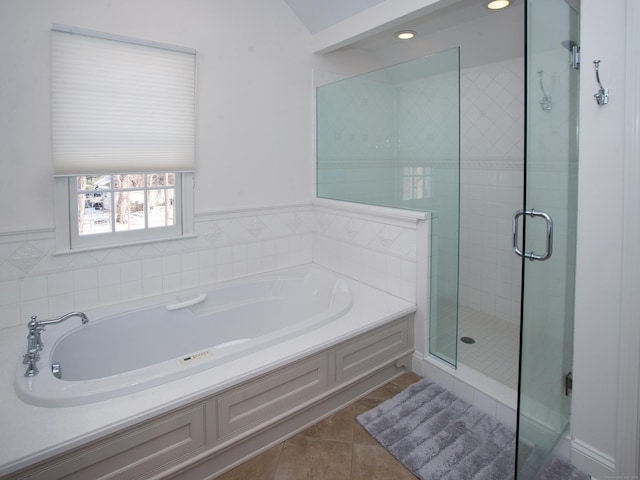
[15,267,351,407]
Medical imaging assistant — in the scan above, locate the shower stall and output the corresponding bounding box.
[316,0,579,476]
[316,43,523,389]
[316,47,461,368]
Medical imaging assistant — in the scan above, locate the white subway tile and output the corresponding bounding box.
[20,275,48,301]
[180,252,199,272]
[453,379,475,405]
[0,302,22,329]
[49,293,76,317]
[496,402,517,431]
[98,283,121,306]
[473,389,498,418]
[74,267,98,290]
[162,272,182,293]
[98,264,121,286]
[180,270,199,290]
[120,260,142,282]
[217,263,233,282]
[0,279,20,306]
[162,255,181,276]
[216,246,234,265]
[47,273,75,297]
[142,258,162,278]
[75,288,99,312]
[142,275,163,297]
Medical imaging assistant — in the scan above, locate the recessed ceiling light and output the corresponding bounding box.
[395,30,416,40]
[485,0,511,9]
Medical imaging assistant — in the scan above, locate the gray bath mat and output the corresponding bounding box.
[357,377,590,480]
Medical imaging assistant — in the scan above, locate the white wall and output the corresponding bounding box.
[571,0,627,476]
[0,0,314,232]
[0,0,636,476]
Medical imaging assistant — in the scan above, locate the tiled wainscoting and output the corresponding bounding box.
[0,205,314,330]
[312,202,422,304]
[0,201,422,331]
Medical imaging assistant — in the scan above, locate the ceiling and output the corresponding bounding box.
[283,0,387,34]
[283,0,522,57]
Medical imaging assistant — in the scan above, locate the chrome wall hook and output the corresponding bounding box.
[538,70,553,111]
[593,60,609,106]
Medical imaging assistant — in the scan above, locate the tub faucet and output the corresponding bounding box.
[23,311,89,377]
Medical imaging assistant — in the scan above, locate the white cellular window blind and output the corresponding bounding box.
[51,25,196,176]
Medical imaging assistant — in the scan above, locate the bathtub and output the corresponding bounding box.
[15,267,352,408]
[2,264,416,478]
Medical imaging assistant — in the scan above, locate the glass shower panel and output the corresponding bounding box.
[316,48,460,366]
[516,0,579,476]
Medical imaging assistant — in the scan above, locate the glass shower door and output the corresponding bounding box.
[516,0,579,477]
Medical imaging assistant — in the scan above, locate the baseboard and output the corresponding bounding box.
[570,438,616,480]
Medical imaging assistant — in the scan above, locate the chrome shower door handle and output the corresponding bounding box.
[512,209,554,261]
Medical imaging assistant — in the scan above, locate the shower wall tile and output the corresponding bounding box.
[459,57,525,325]
[0,205,314,330]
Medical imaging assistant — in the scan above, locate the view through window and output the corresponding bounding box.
[76,173,177,236]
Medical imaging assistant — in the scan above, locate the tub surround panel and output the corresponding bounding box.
[216,353,330,441]
[15,402,210,480]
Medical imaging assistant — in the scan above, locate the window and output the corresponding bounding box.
[51,25,196,251]
[402,166,433,201]
[70,172,183,248]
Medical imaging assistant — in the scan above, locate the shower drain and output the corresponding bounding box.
[460,336,476,344]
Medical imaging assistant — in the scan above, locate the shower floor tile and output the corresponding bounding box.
[458,305,520,390]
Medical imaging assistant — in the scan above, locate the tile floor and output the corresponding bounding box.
[458,305,520,389]
[216,372,423,480]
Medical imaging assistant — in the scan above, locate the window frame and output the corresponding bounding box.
[54,172,194,253]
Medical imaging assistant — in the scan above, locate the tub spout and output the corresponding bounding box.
[36,311,89,326]
[22,311,89,377]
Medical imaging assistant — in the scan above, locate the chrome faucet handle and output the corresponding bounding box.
[21,312,88,376]
[22,348,39,365]
[23,349,39,377]
[26,315,44,351]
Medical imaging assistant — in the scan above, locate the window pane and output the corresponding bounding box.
[78,193,112,236]
[78,174,110,192]
[148,189,175,228]
[147,173,175,187]
[114,174,143,190]
[114,191,146,231]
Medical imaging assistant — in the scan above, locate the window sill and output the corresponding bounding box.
[52,233,198,256]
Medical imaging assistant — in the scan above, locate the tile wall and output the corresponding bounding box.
[0,203,421,331]
[459,57,525,325]
[0,205,315,330]
[312,204,420,304]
